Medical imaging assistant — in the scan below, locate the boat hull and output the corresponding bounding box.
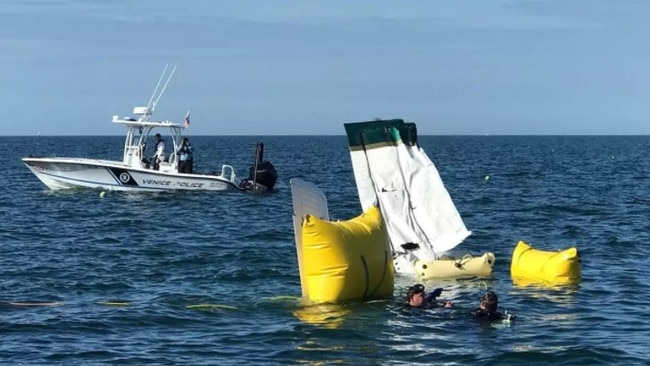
[22,158,244,192]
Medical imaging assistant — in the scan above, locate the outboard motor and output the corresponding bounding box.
[240,143,278,192]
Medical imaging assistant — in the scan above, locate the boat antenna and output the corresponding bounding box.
[145,64,177,113]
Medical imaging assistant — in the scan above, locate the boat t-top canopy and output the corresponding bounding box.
[112,115,184,129]
[112,106,185,167]
[109,65,189,167]
[112,104,184,129]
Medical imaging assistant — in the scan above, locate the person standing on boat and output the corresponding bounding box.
[176,137,194,174]
[152,133,165,170]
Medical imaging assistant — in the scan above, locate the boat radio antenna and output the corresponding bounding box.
[146,64,177,113]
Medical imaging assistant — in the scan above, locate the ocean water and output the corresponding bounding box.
[2,135,649,365]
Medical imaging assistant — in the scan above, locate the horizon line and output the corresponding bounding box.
[3,134,649,137]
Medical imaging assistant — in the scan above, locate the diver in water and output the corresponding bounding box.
[471,291,514,321]
[406,284,453,308]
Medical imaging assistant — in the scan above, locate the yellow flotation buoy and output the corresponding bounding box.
[414,252,495,279]
[510,240,580,284]
[300,205,394,304]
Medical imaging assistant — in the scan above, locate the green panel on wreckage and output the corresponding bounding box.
[344,119,418,151]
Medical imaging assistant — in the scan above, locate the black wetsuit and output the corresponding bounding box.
[422,292,441,307]
[409,289,444,308]
[471,308,506,321]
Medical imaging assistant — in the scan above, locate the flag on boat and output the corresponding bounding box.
[183,111,190,129]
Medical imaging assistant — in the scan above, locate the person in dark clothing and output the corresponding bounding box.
[152,133,165,171]
[406,284,453,308]
[176,137,194,173]
[471,291,513,321]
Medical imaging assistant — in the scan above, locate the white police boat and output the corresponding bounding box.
[22,66,277,193]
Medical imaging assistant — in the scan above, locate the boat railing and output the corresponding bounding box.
[220,165,237,183]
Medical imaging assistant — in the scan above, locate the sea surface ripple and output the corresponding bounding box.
[1,135,649,365]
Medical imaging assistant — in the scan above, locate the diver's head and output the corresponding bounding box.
[480,291,498,312]
[407,284,426,307]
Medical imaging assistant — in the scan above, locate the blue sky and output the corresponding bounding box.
[1,0,649,135]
